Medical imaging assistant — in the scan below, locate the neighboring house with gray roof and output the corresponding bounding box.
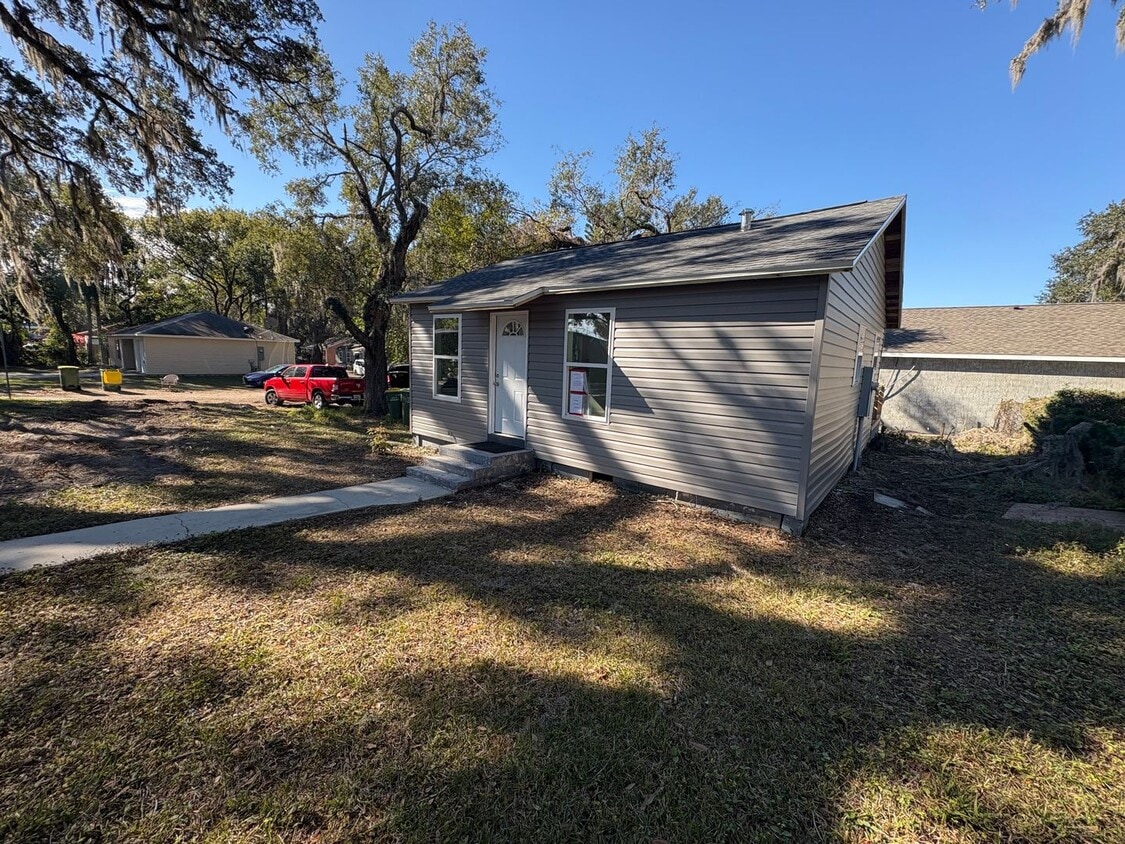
[110,312,297,375]
[881,303,1125,433]
[392,195,907,534]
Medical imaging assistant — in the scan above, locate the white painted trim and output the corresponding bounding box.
[432,314,462,403]
[851,196,907,269]
[883,352,1125,364]
[561,307,615,425]
[852,325,866,387]
[488,310,530,438]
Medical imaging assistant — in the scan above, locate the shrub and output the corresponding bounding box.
[1025,389,1125,436]
[368,423,412,455]
[1023,389,1125,509]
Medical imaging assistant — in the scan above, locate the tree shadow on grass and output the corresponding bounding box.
[0,400,416,541]
[0,467,1122,841]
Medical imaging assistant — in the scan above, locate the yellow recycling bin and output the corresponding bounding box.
[101,368,123,393]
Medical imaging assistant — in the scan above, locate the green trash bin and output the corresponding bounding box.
[57,366,81,391]
[387,389,403,423]
[401,390,410,427]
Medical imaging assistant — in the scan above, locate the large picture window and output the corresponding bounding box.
[433,315,461,401]
[563,309,613,421]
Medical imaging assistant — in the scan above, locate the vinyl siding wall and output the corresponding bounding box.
[133,337,294,375]
[804,236,887,517]
[409,305,490,443]
[524,278,822,517]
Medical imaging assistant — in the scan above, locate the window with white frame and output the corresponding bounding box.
[433,315,461,400]
[563,309,613,421]
[852,325,866,387]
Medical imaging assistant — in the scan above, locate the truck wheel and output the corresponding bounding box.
[311,391,326,410]
[265,389,282,406]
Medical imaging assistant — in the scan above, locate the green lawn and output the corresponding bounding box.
[0,399,423,541]
[0,439,1121,841]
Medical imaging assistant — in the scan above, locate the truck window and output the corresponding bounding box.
[292,366,308,378]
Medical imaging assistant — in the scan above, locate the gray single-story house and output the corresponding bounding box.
[882,303,1125,433]
[393,195,907,533]
[110,312,297,376]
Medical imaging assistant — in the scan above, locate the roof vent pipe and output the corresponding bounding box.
[739,209,754,232]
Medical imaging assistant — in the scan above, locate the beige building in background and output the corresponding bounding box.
[110,312,297,376]
[881,303,1125,433]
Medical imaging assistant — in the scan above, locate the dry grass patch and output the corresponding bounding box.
[1,456,1123,841]
[0,399,425,541]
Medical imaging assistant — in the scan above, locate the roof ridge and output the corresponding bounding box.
[399,195,907,299]
[756,195,904,224]
[900,302,1124,312]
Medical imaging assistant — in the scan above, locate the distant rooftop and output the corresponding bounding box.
[884,303,1125,359]
[111,312,297,343]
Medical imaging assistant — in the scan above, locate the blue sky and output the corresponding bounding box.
[202,1,1125,308]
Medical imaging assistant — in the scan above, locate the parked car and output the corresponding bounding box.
[242,364,290,388]
[264,365,365,409]
[351,359,409,389]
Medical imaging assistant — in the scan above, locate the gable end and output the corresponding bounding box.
[883,209,905,329]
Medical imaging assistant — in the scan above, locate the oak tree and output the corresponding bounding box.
[1041,199,1125,303]
[979,0,1125,84]
[248,22,499,414]
[0,0,320,306]
[547,126,733,244]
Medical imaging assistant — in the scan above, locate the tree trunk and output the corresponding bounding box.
[82,285,95,367]
[49,302,79,365]
[360,309,391,416]
[93,295,108,366]
[328,294,392,416]
[2,325,20,368]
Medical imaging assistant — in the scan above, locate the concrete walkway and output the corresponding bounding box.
[0,476,450,574]
[1003,502,1125,533]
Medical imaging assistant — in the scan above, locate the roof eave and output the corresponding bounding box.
[390,294,444,305]
[423,265,845,312]
[884,352,1125,364]
[851,196,907,268]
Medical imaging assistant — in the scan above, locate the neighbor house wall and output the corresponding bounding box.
[132,337,293,375]
[804,233,887,520]
[408,305,490,444]
[881,357,1125,433]
[524,277,823,519]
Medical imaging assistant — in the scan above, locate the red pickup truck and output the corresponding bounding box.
[264,365,365,409]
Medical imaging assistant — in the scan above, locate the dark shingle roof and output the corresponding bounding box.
[884,304,1125,359]
[110,312,296,343]
[394,196,906,310]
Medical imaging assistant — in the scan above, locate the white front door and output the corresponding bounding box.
[492,311,528,438]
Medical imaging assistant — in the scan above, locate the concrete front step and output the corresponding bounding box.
[410,443,536,491]
[422,454,478,477]
[438,443,536,471]
[406,465,481,491]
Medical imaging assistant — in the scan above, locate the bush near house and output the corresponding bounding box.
[1024,389,1125,508]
